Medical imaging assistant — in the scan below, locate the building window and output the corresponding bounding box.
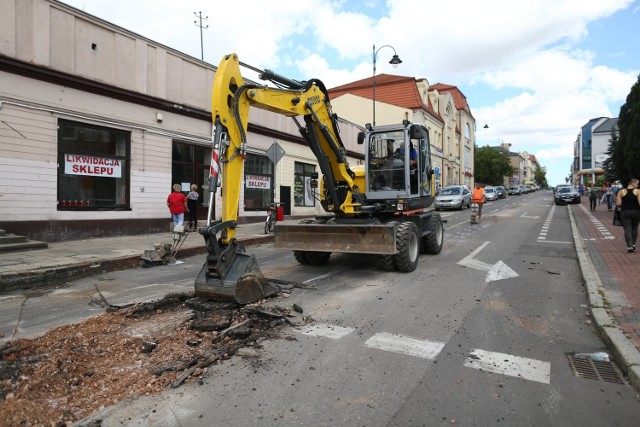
[244,154,273,210]
[57,120,130,210]
[294,162,316,207]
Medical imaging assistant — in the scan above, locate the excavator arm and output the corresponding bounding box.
[196,53,361,303]
[211,53,360,244]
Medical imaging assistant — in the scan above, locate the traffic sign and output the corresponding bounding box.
[266,142,285,164]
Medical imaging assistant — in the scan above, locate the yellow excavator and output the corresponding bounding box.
[195,53,444,304]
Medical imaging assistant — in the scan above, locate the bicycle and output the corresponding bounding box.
[264,202,282,234]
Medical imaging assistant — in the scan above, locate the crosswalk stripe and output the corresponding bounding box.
[296,323,355,339]
[463,349,550,384]
[364,332,445,359]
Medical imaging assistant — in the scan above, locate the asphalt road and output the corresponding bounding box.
[3,191,640,426]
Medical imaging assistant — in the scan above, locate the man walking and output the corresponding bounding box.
[472,182,486,221]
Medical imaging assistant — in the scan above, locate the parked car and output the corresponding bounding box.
[521,184,531,194]
[554,186,581,205]
[484,186,498,201]
[495,185,507,199]
[508,186,521,195]
[434,185,471,210]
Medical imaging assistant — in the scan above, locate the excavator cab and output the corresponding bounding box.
[362,121,434,209]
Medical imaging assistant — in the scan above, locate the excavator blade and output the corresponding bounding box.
[195,242,277,304]
[274,223,397,255]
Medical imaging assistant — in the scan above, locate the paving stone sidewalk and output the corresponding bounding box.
[572,197,640,354]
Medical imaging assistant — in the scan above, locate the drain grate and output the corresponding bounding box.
[567,353,628,385]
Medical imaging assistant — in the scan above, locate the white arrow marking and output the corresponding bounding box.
[520,212,540,219]
[457,241,519,283]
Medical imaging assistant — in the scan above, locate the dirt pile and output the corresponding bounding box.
[0,292,303,427]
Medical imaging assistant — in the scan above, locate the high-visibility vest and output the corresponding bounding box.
[472,187,485,203]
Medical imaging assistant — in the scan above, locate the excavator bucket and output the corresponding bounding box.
[274,222,397,254]
[195,225,277,304]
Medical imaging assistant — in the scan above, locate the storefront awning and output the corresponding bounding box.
[576,168,605,176]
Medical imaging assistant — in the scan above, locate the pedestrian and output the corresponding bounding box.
[578,183,585,196]
[615,178,640,253]
[186,184,199,230]
[166,183,188,228]
[472,182,485,220]
[604,182,615,211]
[588,185,597,211]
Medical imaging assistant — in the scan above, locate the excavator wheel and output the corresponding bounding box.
[379,221,399,271]
[380,255,396,271]
[395,222,419,272]
[421,213,444,255]
[304,251,332,265]
[293,250,310,265]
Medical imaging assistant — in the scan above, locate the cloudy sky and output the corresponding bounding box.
[59,0,639,185]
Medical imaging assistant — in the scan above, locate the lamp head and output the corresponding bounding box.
[483,123,489,129]
[389,54,402,67]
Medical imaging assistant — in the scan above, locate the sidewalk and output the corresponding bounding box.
[0,221,272,292]
[570,196,640,389]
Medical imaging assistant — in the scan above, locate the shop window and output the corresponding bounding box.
[294,162,316,207]
[57,120,130,210]
[244,154,273,210]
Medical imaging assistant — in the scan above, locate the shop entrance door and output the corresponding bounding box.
[172,142,212,222]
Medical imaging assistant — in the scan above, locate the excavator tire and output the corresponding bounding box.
[395,222,419,272]
[380,221,399,271]
[293,250,310,265]
[421,213,444,255]
[303,251,331,265]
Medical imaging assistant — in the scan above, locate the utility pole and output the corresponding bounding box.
[193,11,208,61]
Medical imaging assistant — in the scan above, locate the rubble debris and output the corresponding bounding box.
[0,291,301,426]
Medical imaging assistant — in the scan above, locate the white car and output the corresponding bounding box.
[484,186,498,201]
[434,185,472,210]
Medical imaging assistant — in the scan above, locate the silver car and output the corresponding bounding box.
[484,186,498,201]
[435,185,471,210]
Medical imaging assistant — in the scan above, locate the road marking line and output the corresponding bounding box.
[577,205,615,240]
[537,205,556,241]
[364,332,445,359]
[463,349,550,384]
[296,323,354,339]
[537,240,572,244]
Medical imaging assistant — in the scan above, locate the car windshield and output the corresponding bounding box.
[485,188,495,193]
[558,187,573,194]
[440,187,460,195]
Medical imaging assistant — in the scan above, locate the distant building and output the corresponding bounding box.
[573,117,618,185]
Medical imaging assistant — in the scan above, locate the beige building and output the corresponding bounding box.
[329,76,477,189]
[0,0,364,241]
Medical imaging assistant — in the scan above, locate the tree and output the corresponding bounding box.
[601,126,619,183]
[474,146,514,185]
[612,74,640,184]
[533,164,548,188]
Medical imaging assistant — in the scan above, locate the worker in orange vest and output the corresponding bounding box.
[472,182,486,220]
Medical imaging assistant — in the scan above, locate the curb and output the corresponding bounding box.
[0,235,273,293]
[568,205,640,392]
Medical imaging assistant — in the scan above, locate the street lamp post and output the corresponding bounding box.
[372,44,402,126]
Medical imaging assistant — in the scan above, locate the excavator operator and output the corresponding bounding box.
[472,182,486,220]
